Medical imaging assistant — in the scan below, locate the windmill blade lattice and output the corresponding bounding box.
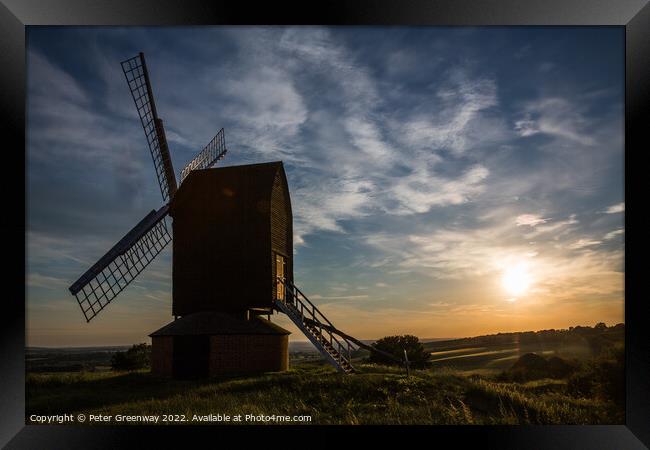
[121,53,177,202]
[180,128,228,183]
[69,206,171,322]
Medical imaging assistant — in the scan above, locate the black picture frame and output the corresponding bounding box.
[1,0,647,448]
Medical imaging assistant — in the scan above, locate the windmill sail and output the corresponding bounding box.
[69,205,171,322]
[180,128,228,183]
[121,53,177,202]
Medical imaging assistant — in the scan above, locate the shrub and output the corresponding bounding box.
[111,343,151,371]
[368,335,429,368]
[567,369,595,398]
[546,356,575,378]
[598,347,625,406]
[501,353,577,382]
[567,346,624,406]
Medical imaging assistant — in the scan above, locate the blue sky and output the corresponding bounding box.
[26,27,624,346]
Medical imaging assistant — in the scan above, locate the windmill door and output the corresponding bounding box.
[173,335,209,379]
[276,254,286,301]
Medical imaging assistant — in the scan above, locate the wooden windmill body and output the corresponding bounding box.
[150,162,293,377]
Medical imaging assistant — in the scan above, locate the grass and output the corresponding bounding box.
[26,362,623,425]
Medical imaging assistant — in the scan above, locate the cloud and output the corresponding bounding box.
[28,50,142,167]
[27,50,89,106]
[363,224,519,280]
[568,239,602,250]
[386,49,438,77]
[516,214,548,227]
[603,203,624,214]
[523,214,579,239]
[604,229,624,240]
[27,231,97,267]
[343,116,393,162]
[27,273,70,289]
[514,116,539,137]
[390,165,489,215]
[310,294,369,301]
[429,301,451,307]
[165,129,193,148]
[292,176,374,245]
[397,72,500,155]
[222,65,308,150]
[514,97,596,145]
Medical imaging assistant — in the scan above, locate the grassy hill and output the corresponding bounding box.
[27,361,623,425]
[26,323,624,425]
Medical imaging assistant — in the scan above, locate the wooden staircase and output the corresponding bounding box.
[274,280,357,373]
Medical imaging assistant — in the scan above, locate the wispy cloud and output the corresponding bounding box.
[221,66,308,156]
[516,214,548,227]
[604,229,624,240]
[27,273,70,289]
[523,214,579,239]
[310,294,369,301]
[568,239,602,250]
[398,71,500,155]
[603,202,625,214]
[390,165,489,215]
[514,97,597,146]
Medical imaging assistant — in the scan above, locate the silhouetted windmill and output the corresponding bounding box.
[68,53,401,378]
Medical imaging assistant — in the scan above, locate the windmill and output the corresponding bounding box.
[68,53,401,378]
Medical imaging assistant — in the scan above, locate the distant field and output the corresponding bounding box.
[427,345,562,372]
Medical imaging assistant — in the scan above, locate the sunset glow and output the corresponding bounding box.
[502,263,531,297]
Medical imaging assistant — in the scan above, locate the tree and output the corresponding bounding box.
[368,335,429,368]
[111,343,151,371]
[594,322,607,331]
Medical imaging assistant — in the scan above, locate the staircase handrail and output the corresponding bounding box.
[302,317,404,365]
[277,278,408,372]
[284,280,336,329]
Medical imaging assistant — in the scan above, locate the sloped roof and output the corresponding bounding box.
[149,311,290,337]
[171,161,287,215]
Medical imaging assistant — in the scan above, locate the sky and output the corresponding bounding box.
[26,26,624,347]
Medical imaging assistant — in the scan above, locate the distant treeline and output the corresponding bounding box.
[426,322,624,355]
[26,351,116,373]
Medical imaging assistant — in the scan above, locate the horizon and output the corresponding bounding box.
[26,320,624,349]
[27,27,624,347]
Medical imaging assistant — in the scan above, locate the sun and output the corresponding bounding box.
[501,263,531,297]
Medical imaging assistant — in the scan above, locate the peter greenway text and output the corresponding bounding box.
[28,413,312,424]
